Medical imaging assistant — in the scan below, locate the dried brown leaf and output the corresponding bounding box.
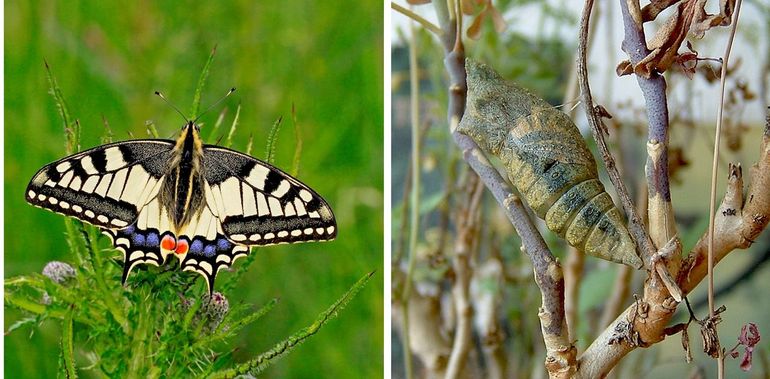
[641,0,682,22]
[628,0,735,78]
[616,60,634,76]
[467,13,484,40]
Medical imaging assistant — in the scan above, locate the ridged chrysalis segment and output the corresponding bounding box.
[458,59,642,268]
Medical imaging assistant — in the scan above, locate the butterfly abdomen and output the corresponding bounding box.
[458,59,641,268]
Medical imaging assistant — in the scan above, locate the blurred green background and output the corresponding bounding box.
[5,1,383,378]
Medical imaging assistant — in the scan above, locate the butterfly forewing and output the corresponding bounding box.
[201,146,337,245]
[26,141,174,229]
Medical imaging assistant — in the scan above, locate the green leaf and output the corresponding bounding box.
[60,307,77,379]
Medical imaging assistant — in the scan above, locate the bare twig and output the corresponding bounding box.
[706,0,743,375]
[392,2,444,37]
[446,175,483,379]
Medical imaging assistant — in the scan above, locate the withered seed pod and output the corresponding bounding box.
[458,59,642,268]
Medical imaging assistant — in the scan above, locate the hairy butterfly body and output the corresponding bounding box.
[458,59,641,268]
[26,120,337,293]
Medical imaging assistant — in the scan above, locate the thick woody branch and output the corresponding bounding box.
[578,125,770,378]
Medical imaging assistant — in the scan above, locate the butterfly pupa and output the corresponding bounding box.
[458,59,642,268]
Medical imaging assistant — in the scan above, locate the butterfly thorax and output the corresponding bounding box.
[158,122,206,232]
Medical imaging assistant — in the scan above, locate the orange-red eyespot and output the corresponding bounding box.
[175,239,189,255]
[161,235,177,251]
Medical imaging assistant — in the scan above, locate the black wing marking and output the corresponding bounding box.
[25,140,175,229]
[201,145,337,246]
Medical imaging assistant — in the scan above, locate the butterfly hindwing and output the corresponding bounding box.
[26,140,174,229]
[201,145,337,245]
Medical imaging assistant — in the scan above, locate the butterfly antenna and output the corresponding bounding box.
[155,91,189,122]
[194,87,236,124]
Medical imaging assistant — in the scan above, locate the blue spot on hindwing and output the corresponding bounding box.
[203,245,216,257]
[132,233,146,247]
[146,231,160,247]
[216,238,232,251]
[190,239,204,254]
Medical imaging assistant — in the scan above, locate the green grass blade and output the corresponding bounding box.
[290,104,303,177]
[206,271,375,379]
[264,117,283,164]
[225,103,241,148]
[190,46,217,118]
[44,61,78,154]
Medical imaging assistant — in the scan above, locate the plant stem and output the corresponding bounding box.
[708,0,743,376]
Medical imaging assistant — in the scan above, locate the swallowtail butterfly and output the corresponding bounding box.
[25,97,337,293]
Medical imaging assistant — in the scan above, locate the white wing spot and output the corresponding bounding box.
[70,176,83,191]
[94,174,113,197]
[221,177,243,217]
[272,180,290,198]
[198,262,213,275]
[59,171,74,188]
[48,197,58,205]
[111,219,128,227]
[264,232,275,240]
[231,234,247,242]
[107,168,128,199]
[256,192,269,216]
[299,189,313,202]
[304,228,313,235]
[277,231,289,238]
[246,164,270,190]
[284,202,296,217]
[291,230,302,237]
[129,251,144,261]
[316,227,324,234]
[242,185,258,217]
[327,226,335,234]
[268,197,283,217]
[103,147,127,170]
[308,211,320,219]
[45,180,57,187]
[82,176,99,193]
[60,201,70,209]
[216,255,231,264]
[116,237,130,246]
[120,166,150,204]
[294,198,307,216]
[80,156,98,175]
[72,205,83,213]
[97,215,109,223]
[85,210,95,218]
[249,234,261,241]
[27,190,36,199]
[38,194,47,201]
[56,161,71,173]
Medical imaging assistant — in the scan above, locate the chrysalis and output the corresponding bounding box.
[458,59,641,268]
